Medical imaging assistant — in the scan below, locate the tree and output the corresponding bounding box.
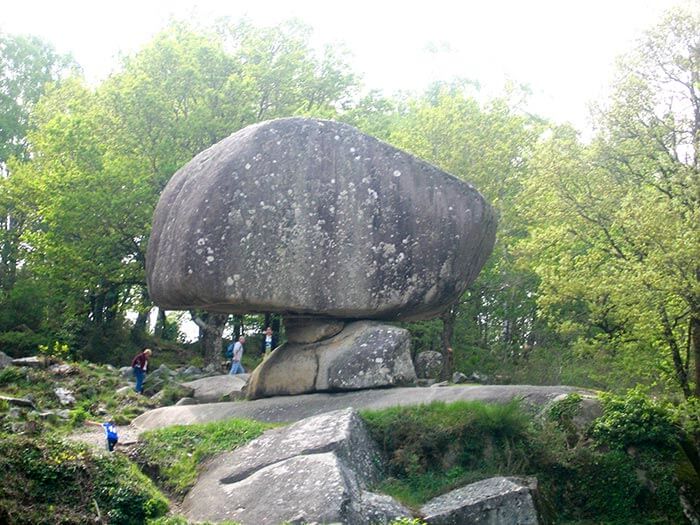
[0,33,73,293]
[522,7,700,398]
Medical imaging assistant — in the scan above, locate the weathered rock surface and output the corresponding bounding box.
[246,321,416,399]
[183,408,409,525]
[147,117,496,322]
[415,350,444,379]
[131,385,592,431]
[420,476,543,525]
[181,374,248,403]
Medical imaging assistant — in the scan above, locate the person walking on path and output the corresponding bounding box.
[229,336,246,375]
[260,326,277,359]
[131,348,152,394]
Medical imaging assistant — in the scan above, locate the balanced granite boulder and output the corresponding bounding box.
[146,117,496,322]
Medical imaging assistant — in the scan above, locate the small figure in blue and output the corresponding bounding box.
[87,419,119,451]
[131,348,152,394]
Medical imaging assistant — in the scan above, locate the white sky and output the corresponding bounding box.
[1,0,688,132]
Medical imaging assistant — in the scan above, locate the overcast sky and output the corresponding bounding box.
[1,0,686,131]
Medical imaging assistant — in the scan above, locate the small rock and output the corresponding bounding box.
[430,381,450,388]
[120,366,134,379]
[181,366,203,377]
[116,386,134,395]
[469,371,489,384]
[54,388,76,406]
[452,371,468,384]
[175,397,198,406]
[0,395,36,409]
[0,351,13,369]
[49,363,75,376]
[415,350,443,379]
[11,356,44,368]
[203,363,219,374]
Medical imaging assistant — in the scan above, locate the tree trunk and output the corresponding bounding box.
[192,311,229,367]
[692,314,700,398]
[440,302,458,381]
[660,305,691,399]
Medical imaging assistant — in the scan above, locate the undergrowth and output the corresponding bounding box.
[0,434,168,524]
[361,395,689,523]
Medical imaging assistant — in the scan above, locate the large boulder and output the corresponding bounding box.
[420,476,544,525]
[147,117,496,322]
[246,321,416,399]
[182,408,411,524]
[181,374,248,402]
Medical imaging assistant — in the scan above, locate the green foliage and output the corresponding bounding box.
[0,365,26,386]
[38,340,70,361]
[0,435,168,524]
[137,418,274,495]
[362,399,686,522]
[362,400,531,505]
[590,389,678,450]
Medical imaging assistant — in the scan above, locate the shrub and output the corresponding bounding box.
[590,388,678,450]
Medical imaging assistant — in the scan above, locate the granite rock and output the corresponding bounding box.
[147,117,496,322]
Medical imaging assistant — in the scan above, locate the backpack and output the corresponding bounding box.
[225,342,234,359]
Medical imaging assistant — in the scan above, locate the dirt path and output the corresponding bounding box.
[69,424,141,452]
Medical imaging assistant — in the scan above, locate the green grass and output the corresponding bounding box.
[137,418,276,495]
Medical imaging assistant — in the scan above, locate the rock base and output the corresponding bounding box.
[246,321,416,399]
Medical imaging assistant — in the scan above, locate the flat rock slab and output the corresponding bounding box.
[181,374,249,402]
[131,384,590,432]
[247,321,416,399]
[420,476,542,525]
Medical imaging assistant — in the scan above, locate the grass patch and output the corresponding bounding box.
[137,418,276,496]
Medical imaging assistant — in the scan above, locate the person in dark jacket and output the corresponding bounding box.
[131,348,152,394]
[260,326,278,359]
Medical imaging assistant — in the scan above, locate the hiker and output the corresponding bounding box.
[86,419,119,451]
[131,348,152,394]
[229,336,245,375]
[260,326,277,359]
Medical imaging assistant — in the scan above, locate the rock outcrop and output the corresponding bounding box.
[182,408,411,525]
[247,321,416,398]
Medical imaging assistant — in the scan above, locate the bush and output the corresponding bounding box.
[590,388,678,450]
